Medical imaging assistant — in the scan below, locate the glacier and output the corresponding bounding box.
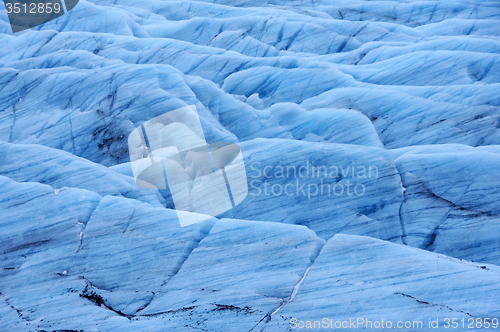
[0,0,499,331]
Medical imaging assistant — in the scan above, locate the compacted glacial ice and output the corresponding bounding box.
[0,0,499,331]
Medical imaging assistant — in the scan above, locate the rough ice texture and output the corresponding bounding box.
[0,0,499,331]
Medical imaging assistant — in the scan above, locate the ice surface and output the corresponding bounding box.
[263,234,500,331]
[0,0,499,330]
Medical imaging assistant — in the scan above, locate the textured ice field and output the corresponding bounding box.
[0,0,499,331]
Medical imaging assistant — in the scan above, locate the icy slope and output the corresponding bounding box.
[0,0,499,331]
[263,234,500,332]
[2,176,498,331]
